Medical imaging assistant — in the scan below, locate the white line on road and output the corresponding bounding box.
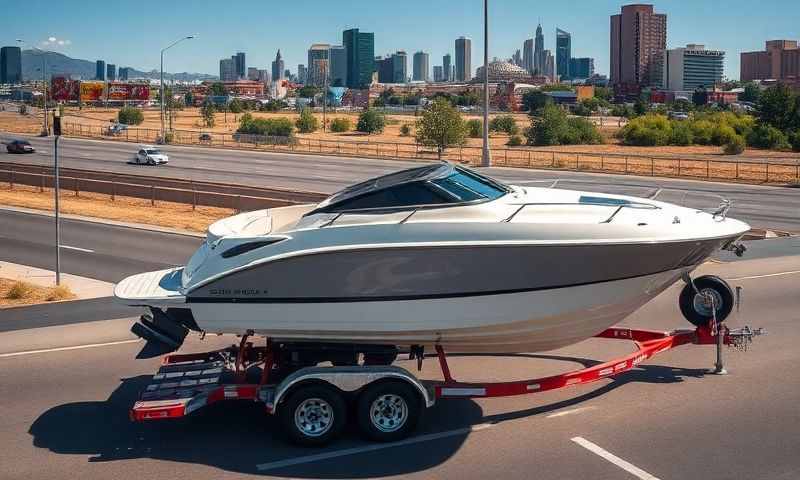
[256,422,496,471]
[546,406,597,418]
[0,339,140,358]
[729,270,800,281]
[571,436,661,480]
[60,245,95,253]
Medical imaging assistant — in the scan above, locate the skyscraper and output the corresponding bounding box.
[544,50,555,81]
[307,44,330,87]
[569,58,595,79]
[343,28,375,89]
[329,45,347,87]
[219,58,236,81]
[412,51,429,82]
[659,44,724,91]
[298,64,307,84]
[0,46,22,84]
[235,52,246,79]
[433,65,444,82]
[455,37,471,82]
[512,49,522,67]
[556,28,571,80]
[95,60,105,81]
[610,4,667,88]
[442,53,452,82]
[119,67,130,81]
[106,63,116,81]
[392,51,407,83]
[534,24,545,74]
[272,50,284,82]
[522,38,534,73]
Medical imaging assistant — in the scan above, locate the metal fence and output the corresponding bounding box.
[61,122,800,184]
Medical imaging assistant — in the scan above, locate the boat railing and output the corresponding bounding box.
[503,200,658,224]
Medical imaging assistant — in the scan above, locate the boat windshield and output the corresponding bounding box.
[308,164,509,214]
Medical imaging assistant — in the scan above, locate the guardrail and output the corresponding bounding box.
[60,122,800,184]
[0,163,327,211]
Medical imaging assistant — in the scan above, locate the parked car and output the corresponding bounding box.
[4,139,35,154]
[134,145,169,165]
[199,133,212,142]
[668,111,690,121]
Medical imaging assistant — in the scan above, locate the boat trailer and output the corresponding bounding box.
[130,321,763,446]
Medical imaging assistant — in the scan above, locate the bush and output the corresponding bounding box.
[228,98,244,114]
[489,115,519,135]
[356,109,386,134]
[747,124,790,149]
[670,122,694,146]
[237,115,294,137]
[466,119,482,138]
[162,132,174,144]
[790,130,800,152]
[711,124,737,146]
[118,106,144,125]
[330,117,351,133]
[295,107,319,133]
[527,104,602,146]
[723,135,746,155]
[6,280,34,300]
[618,114,672,146]
[506,135,523,147]
[400,123,412,136]
[690,120,714,145]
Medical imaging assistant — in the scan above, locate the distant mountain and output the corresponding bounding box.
[21,50,217,82]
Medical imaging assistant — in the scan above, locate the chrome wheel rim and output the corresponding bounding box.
[693,288,723,317]
[370,394,408,433]
[294,398,333,437]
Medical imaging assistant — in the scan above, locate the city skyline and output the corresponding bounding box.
[1,0,798,81]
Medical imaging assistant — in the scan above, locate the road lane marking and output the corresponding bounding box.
[571,436,661,480]
[256,422,496,471]
[60,245,95,253]
[546,406,597,418]
[729,270,800,281]
[0,339,140,358]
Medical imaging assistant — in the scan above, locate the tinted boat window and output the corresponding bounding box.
[431,169,506,201]
[334,182,448,211]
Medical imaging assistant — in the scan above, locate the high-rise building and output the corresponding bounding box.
[272,50,285,82]
[741,40,800,90]
[443,53,452,82]
[235,52,246,79]
[343,28,375,89]
[556,28,571,80]
[523,38,534,73]
[433,65,444,82]
[512,49,522,67]
[412,51,429,82]
[119,67,130,81]
[569,58,595,79]
[392,51,408,83]
[106,63,116,81]
[307,44,330,87]
[534,24,545,74]
[0,46,22,84]
[610,4,667,88]
[659,44,724,91]
[247,67,259,81]
[298,64,307,84]
[329,45,347,87]
[219,58,236,81]
[544,50,555,81]
[455,37,471,82]
[95,60,105,81]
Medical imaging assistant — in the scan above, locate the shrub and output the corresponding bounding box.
[564,117,603,144]
[330,117,351,133]
[228,98,244,114]
[6,280,34,300]
[527,104,602,146]
[506,135,523,147]
[711,124,737,146]
[357,109,386,134]
[295,107,319,133]
[723,135,746,155]
[619,114,672,146]
[400,123,412,136]
[237,115,294,137]
[466,119,482,138]
[789,130,800,152]
[118,106,144,125]
[690,120,714,145]
[747,124,790,150]
[670,122,694,146]
[162,132,174,144]
[489,115,519,135]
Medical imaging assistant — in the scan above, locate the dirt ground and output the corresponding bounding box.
[0,183,232,232]
[0,278,74,307]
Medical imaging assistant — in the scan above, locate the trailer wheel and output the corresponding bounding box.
[356,381,422,442]
[679,275,734,327]
[279,384,347,446]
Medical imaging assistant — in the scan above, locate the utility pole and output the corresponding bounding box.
[52,110,62,285]
[160,35,195,143]
[481,0,492,167]
[322,61,328,132]
[17,40,49,136]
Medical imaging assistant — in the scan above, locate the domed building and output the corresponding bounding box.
[473,60,532,83]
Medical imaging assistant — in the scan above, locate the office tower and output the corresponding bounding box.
[119,67,130,81]
[569,58,595,79]
[660,44,724,91]
[298,64,307,84]
[451,65,455,81]
[106,63,116,81]
[247,67,259,81]
[523,38,534,73]
[412,51,429,82]
[455,37,471,82]
[512,49,522,67]
[272,50,285,82]
[343,28,375,89]
[329,45,347,87]
[307,44,330,86]
[443,53,452,82]
[392,51,407,83]
[741,40,800,90]
[534,23,544,74]
[235,52,246,79]
[219,58,236,81]
[433,65,444,82]
[610,4,667,87]
[544,50,555,81]
[556,28,571,80]
[0,46,22,84]
[96,60,106,81]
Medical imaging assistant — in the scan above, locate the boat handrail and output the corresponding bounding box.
[503,201,658,223]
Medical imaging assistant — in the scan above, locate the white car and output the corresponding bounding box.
[134,146,169,165]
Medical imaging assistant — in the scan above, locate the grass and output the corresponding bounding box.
[0,278,75,307]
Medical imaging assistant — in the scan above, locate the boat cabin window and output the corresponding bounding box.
[332,182,449,211]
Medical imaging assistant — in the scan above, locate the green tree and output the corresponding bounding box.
[184,91,194,106]
[228,98,244,114]
[296,107,319,133]
[692,86,709,107]
[633,99,648,116]
[739,82,761,103]
[356,109,386,134]
[594,86,613,101]
[201,101,216,128]
[723,135,746,155]
[489,115,519,135]
[466,119,482,138]
[522,90,552,113]
[330,117,351,132]
[209,82,226,96]
[415,98,467,159]
[540,84,573,92]
[297,85,320,98]
[118,106,144,125]
[757,83,797,131]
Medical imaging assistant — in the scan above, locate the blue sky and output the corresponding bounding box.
[1,0,797,80]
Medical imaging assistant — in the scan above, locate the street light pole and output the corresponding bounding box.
[481,0,492,167]
[160,35,195,143]
[16,40,49,136]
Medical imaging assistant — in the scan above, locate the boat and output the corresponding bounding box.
[115,163,750,354]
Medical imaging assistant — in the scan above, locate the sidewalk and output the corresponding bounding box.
[0,261,114,303]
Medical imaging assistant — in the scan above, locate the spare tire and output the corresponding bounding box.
[679,275,734,327]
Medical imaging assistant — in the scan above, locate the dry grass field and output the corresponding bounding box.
[0,278,74,307]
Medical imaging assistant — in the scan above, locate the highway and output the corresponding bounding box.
[2,133,800,232]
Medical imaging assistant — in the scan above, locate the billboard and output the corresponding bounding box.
[80,81,105,102]
[50,76,80,101]
[107,82,150,101]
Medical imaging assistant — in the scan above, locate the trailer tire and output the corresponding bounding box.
[356,381,422,442]
[679,275,734,327]
[279,384,347,447]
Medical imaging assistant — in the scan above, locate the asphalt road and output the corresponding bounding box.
[0,249,798,479]
[2,133,800,232]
